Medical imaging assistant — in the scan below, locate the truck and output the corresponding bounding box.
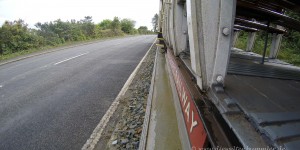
[158,0,300,149]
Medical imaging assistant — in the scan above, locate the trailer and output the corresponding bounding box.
[158,0,300,149]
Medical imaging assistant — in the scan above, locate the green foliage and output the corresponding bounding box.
[98,29,124,37]
[98,19,112,30]
[235,30,300,66]
[0,16,153,59]
[120,18,136,34]
[278,34,300,66]
[111,17,121,31]
[152,14,159,32]
[0,20,44,54]
[234,31,247,50]
[80,16,96,39]
[138,26,149,34]
[130,28,138,35]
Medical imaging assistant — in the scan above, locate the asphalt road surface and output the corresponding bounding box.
[0,35,156,150]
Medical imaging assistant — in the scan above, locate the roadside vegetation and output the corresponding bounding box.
[235,12,300,66]
[0,16,154,61]
[235,31,300,66]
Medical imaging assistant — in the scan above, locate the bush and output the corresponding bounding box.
[0,16,139,57]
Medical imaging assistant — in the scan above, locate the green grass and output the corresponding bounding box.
[277,46,300,66]
[235,33,247,50]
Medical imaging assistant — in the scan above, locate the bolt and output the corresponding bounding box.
[222,27,230,36]
[216,75,223,83]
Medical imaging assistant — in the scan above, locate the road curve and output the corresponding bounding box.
[0,35,156,150]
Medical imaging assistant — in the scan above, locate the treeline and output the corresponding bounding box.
[0,16,153,55]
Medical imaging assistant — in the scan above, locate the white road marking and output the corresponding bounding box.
[40,64,49,69]
[0,85,3,88]
[54,52,89,65]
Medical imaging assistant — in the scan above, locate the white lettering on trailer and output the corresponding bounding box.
[182,90,188,106]
[185,102,190,122]
[190,111,198,133]
[168,50,207,147]
[171,57,198,133]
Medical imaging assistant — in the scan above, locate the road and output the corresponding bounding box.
[0,35,156,150]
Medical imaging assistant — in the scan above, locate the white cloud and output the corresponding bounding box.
[0,0,159,29]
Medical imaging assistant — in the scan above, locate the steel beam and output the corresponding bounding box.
[246,32,256,52]
[187,0,236,90]
[234,24,259,32]
[235,18,286,34]
[269,33,283,59]
[168,0,177,52]
[261,21,270,64]
[162,0,169,47]
[173,1,188,56]
[236,0,300,32]
[232,30,240,47]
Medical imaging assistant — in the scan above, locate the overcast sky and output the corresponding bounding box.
[0,0,159,29]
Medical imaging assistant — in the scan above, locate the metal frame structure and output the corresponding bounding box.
[158,0,300,149]
[186,0,236,90]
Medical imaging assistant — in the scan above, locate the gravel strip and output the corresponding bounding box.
[92,44,156,150]
[107,45,156,150]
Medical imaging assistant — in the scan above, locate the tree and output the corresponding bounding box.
[81,16,93,23]
[99,19,112,30]
[152,14,159,32]
[111,17,121,31]
[80,16,96,38]
[0,16,130,57]
[0,19,43,54]
[120,18,136,34]
[138,26,148,34]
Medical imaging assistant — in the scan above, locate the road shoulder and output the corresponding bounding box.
[82,40,156,150]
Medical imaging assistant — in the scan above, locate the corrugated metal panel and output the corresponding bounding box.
[250,112,300,143]
[225,50,300,149]
[250,112,300,125]
[228,57,300,81]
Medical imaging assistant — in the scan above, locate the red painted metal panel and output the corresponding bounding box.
[167,49,207,149]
